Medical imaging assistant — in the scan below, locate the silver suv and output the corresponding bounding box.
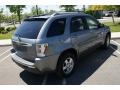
[11,12,111,77]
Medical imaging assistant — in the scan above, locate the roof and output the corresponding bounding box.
[26,12,88,19]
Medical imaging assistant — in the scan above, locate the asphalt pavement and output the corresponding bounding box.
[0,39,120,85]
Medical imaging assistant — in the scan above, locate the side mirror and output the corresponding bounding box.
[99,23,105,28]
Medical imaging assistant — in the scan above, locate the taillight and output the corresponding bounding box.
[36,43,48,57]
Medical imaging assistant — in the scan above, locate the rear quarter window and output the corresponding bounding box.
[47,18,66,37]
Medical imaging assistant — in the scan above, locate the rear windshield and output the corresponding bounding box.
[14,18,47,39]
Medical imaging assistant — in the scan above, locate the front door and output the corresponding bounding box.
[70,16,95,53]
[85,16,103,46]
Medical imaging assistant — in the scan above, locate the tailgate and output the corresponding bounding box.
[12,36,36,63]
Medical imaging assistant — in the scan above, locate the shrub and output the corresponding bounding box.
[6,27,16,32]
[6,27,11,32]
[0,27,5,33]
[12,27,16,30]
[1,29,7,34]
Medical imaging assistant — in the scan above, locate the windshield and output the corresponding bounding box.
[14,18,47,39]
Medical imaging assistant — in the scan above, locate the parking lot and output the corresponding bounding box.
[0,39,120,85]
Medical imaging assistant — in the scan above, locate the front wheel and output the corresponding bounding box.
[102,35,110,49]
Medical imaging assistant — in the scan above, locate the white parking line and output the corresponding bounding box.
[0,54,10,63]
[110,40,120,54]
[110,46,120,55]
[62,78,67,85]
[111,40,120,46]
[42,75,48,85]
[0,48,11,57]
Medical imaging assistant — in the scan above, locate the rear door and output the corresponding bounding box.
[12,18,47,62]
[70,16,95,53]
[45,18,67,55]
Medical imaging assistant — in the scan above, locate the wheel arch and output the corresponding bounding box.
[55,48,78,77]
[56,48,78,69]
[58,48,78,59]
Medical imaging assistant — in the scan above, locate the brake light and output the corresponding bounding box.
[36,43,48,57]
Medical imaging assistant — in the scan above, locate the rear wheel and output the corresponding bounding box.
[56,52,76,78]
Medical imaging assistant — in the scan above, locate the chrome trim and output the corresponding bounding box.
[12,40,32,47]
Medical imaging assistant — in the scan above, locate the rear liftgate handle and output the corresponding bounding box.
[20,43,32,47]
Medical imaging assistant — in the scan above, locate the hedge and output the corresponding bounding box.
[0,26,16,34]
[0,27,5,33]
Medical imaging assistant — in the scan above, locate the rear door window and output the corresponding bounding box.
[47,18,66,37]
[14,18,47,39]
[70,16,85,33]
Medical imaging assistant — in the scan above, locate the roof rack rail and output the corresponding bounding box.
[27,11,85,18]
[32,14,51,17]
[51,11,85,16]
[28,14,51,18]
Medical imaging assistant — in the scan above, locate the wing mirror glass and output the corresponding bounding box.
[98,23,105,28]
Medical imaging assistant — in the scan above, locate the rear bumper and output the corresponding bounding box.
[11,53,59,74]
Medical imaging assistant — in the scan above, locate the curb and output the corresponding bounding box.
[0,39,11,47]
[0,44,12,47]
[111,37,120,40]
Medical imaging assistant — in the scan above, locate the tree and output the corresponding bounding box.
[44,9,49,14]
[88,5,120,24]
[83,5,86,12]
[104,5,116,24]
[88,5,105,11]
[115,6,120,17]
[42,9,56,14]
[60,5,76,12]
[36,5,39,15]
[6,5,26,24]
[114,5,120,11]
[48,10,56,14]
[103,5,120,24]
[88,5,119,10]
[87,5,105,19]
[31,6,43,15]
[0,8,4,27]
[103,5,120,11]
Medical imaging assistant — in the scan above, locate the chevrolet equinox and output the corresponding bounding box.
[11,12,111,77]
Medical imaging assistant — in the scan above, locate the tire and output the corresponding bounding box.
[56,52,76,78]
[102,34,110,49]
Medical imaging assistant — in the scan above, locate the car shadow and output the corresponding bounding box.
[20,44,117,85]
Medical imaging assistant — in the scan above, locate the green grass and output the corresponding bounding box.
[103,22,120,32]
[0,31,13,40]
